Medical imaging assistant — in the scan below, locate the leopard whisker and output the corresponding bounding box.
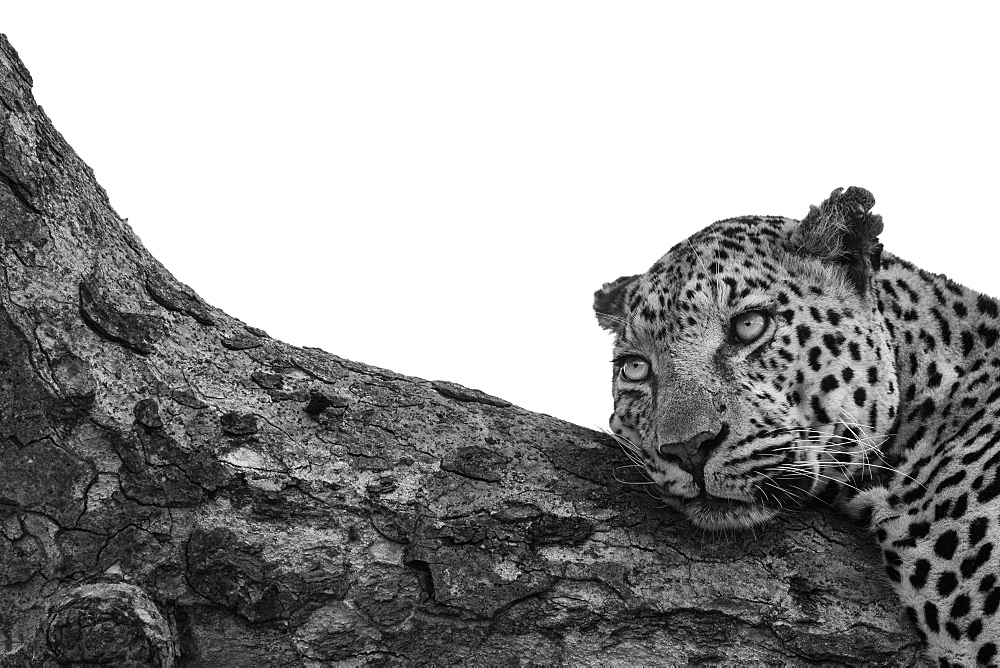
[793,443,883,456]
[839,407,876,475]
[603,429,647,468]
[613,475,658,487]
[764,476,824,505]
[790,438,885,454]
[614,464,652,474]
[769,464,864,494]
[830,409,916,486]
[859,462,927,490]
[757,481,797,510]
[594,311,629,327]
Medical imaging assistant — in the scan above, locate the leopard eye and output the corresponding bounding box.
[619,356,651,382]
[732,310,768,343]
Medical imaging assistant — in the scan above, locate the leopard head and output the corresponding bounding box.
[594,187,899,530]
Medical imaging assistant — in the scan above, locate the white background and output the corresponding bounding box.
[4,3,999,429]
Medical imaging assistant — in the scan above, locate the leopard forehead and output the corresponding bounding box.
[619,216,859,348]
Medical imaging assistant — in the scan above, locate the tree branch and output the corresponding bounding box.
[0,33,919,665]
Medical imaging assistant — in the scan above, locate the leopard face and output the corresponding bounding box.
[595,204,897,531]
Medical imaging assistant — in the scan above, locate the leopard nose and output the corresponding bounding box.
[656,425,729,480]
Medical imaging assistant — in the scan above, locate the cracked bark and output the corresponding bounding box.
[0,34,922,666]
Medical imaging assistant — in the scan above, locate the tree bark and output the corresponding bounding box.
[0,34,921,665]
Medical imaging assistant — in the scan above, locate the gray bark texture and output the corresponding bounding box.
[0,34,922,665]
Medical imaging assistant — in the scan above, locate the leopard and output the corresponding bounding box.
[593,186,1000,665]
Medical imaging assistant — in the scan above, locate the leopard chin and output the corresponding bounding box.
[664,495,779,531]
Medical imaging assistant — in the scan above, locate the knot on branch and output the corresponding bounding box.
[79,280,165,355]
[145,272,216,326]
[39,582,177,666]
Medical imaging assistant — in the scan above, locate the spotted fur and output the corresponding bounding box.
[594,187,1000,663]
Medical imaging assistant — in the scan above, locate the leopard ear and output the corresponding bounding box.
[791,186,884,294]
[593,274,640,333]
